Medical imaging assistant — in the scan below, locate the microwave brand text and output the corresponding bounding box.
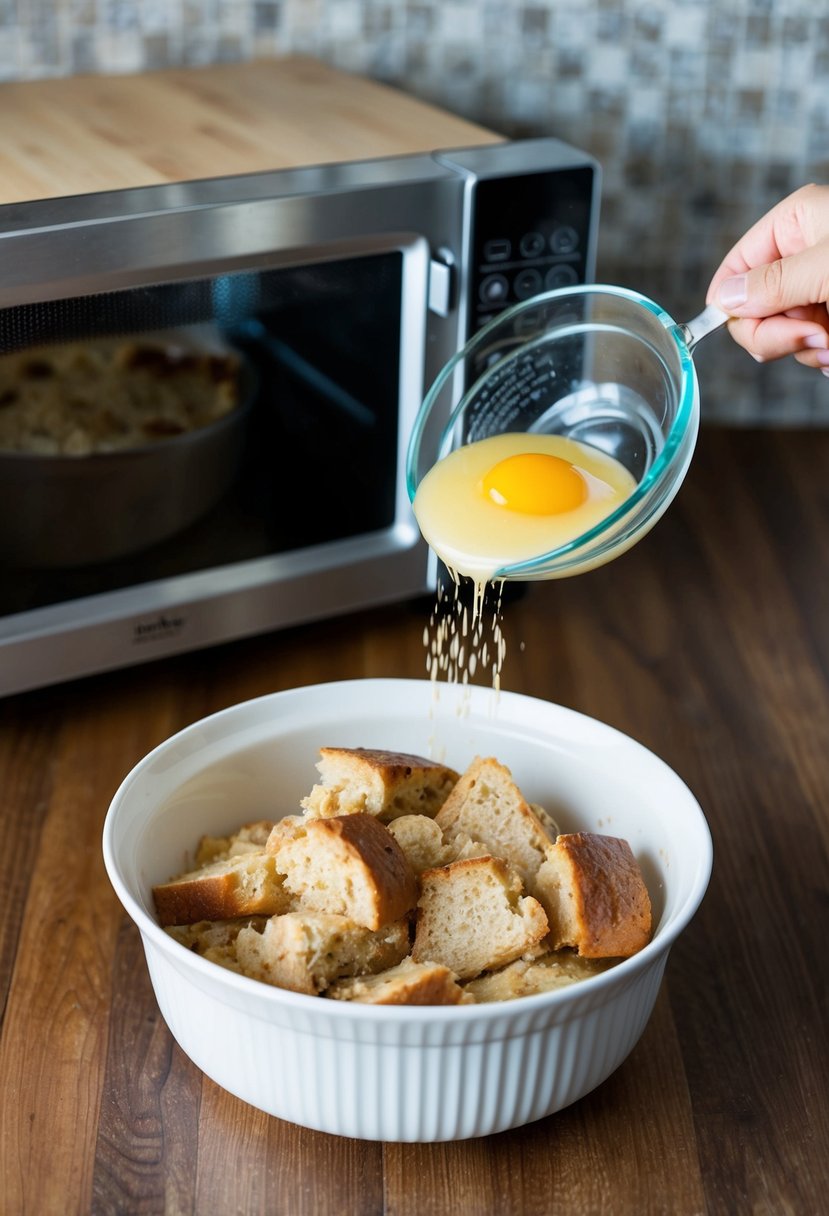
[132,614,187,645]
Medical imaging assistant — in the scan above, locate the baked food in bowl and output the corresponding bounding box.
[103,678,712,1142]
[0,329,250,567]
[0,335,240,456]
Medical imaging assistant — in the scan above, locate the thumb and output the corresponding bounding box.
[717,243,829,317]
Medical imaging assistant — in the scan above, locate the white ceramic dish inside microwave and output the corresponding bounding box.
[103,677,712,1142]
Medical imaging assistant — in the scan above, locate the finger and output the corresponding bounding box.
[784,304,829,327]
[793,349,829,372]
[726,314,829,362]
[706,185,829,303]
[714,239,829,318]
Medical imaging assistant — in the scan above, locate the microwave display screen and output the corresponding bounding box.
[0,250,403,618]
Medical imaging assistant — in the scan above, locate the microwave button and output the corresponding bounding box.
[483,238,511,262]
[519,231,546,259]
[545,264,579,289]
[550,225,579,254]
[514,268,543,300]
[479,273,509,304]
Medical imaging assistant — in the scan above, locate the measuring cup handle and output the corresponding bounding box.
[676,304,730,352]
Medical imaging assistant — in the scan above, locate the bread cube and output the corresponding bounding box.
[273,813,418,930]
[535,832,652,958]
[301,746,459,822]
[412,855,548,980]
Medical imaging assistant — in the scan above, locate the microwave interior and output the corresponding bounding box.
[0,248,408,618]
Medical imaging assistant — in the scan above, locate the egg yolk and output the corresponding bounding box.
[480,452,588,515]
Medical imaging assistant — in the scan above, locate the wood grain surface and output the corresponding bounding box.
[0,56,498,205]
[1,427,828,1215]
[0,57,826,1216]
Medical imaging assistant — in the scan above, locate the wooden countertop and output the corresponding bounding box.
[0,58,826,1215]
[0,56,499,205]
[1,426,827,1214]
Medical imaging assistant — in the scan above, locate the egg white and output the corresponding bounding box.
[412,432,637,582]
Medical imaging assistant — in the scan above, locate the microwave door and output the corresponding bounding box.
[0,153,469,694]
[202,237,430,561]
[0,233,434,696]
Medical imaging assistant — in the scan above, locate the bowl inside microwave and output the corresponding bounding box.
[0,329,253,568]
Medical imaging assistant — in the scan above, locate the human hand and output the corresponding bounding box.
[706,184,829,374]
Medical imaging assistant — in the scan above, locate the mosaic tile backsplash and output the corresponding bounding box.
[2,0,828,423]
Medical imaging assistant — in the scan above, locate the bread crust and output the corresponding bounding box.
[277,813,418,930]
[301,746,459,822]
[152,851,291,926]
[535,832,652,958]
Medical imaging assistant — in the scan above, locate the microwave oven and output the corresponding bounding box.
[0,135,599,696]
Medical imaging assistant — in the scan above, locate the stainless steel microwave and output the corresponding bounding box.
[0,137,599,695]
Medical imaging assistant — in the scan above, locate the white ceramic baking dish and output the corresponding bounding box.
[103,677,712,1142]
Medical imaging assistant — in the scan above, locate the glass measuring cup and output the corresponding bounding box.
[406,284,727,579]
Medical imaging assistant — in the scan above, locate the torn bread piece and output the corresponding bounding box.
[328,957,466,1005]
[463,951,613,1003]
[412,855,548,981]
[387,814,490,876]
[165,917,267,973]
[301,747,459,822]
[194,819,275,867]
[152,851,291,927]
[235,912,410,995]
[387,814,455,875]
[264,815,306,853]
[530,803,560,840]
[435,756,553,888]
[273,813,418,930]
[535,832,652,958]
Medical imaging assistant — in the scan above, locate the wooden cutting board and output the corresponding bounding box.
[0,56,500,205]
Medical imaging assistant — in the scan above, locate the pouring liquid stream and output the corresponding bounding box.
[411,288,728,692]
[415,431,637,692]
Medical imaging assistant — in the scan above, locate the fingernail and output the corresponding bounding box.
[804,333,829,349]
[719,274,748,310]
[816,350,829,367]
[823,369,829,378]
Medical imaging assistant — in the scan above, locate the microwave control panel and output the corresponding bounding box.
[466,164,596,336]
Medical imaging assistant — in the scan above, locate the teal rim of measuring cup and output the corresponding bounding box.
[405,283,698,578]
